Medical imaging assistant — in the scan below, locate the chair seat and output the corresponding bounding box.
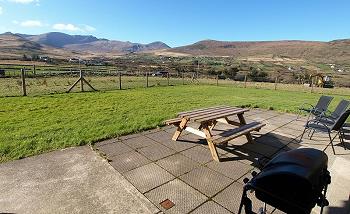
[305,123,330,133]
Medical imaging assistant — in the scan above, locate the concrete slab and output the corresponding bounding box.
[122,135,159,149]
[145,179,208,214]
[181,146,214,164]
[191,201,232,214]
[137,143,176,161]
[0,146,159,214]
[124,163,175,193]
[109,151,151,173]
[206,158,253,181]
[179,166,233,197]
[96,140,133,158]
[213,182,267,213]
[322,157,350,214]
[156,153,200,177]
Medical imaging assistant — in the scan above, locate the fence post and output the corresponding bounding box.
[216,75,219,86]
[119,72,122,90]
[80,70,84,92]
[33,65,36,76]
[21,68,27,96]
[167,72,170,86]
[274,76,278,90]
[311,77,314,93]
[182,72,185,85]
[146,72,149,88]
[244,74,247,88]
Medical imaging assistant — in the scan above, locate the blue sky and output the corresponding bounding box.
[0,0,349,47]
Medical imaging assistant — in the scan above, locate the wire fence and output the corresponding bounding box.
[1,65,350,97]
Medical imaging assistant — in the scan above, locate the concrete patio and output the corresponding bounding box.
[95,108,350,214]
[1,108,348,214]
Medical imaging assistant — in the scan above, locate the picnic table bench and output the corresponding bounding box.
[165,106,265,161]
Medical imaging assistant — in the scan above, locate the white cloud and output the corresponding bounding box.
[52,23,81,32]
[52,23,96,33]
[20,20,42,27]
[0,6,3,15]
[8,0,39,4]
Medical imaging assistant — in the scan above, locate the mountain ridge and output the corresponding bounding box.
[17,32,171,54]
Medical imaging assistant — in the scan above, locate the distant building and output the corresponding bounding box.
[39,56,50,62]
[152,71,169,77]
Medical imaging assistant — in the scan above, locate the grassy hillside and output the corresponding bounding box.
[170,39,350,63]
[1,85,349,162]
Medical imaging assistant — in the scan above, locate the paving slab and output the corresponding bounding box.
[122,135,159,149]
[213,182,275,214]
[181,145,214,164]
[156,153,200,177]
[206,158,253,180]
[191,201,232,214]
[96,140,133,158]
[145,179,208,214]
[109,150,151,173]
[255,132,294,149]
[119,132,142,140]
[93,138,118,147]
[179,166,233,197]
[124,163,175,193]
[0,146,159,214]
[145,130,174,143]
[242,141,280,157]
[137,143,176,161]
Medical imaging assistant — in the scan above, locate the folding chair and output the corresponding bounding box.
[299,109,350,154]
[297,95,333,120]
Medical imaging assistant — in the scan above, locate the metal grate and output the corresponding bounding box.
[160,199,175,210]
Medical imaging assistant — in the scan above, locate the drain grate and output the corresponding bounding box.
[160,199,175,210]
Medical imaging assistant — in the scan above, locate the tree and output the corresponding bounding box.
[22,54,29,61]
[248,67,268,82]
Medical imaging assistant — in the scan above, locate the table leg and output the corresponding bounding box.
[238,113,254,143]
[224,117,241,126]
[209,120,217,131]
[202,123,220,162]
[172,118,188,141]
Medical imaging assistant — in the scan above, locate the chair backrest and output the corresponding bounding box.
[331,109,350,131]
[330,100,350,119]
[315,96,333,112]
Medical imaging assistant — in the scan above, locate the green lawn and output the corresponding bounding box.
[1,85,349,162]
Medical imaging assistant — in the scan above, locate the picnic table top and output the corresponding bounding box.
[177,106,249,123]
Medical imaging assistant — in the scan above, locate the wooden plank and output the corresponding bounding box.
[195,109,249,122]
[183,107,239,120]
[177,106,230,117]
[172,118,188,141]
[192,108,243,121]
[164,118,182,125]
[211,122,265,144]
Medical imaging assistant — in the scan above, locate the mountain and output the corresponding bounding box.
[63,40,170,54]
[0,32,81,59]
[169,39,350,63]
[20,32,100,48]
[20,32,170,54]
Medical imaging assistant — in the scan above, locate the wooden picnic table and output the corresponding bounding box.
[165,106,265,162]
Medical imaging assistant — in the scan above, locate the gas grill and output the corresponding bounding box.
[238,148,331,214]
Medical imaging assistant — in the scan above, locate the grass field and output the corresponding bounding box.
[1,85,350,162]
[2,75,350,97]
